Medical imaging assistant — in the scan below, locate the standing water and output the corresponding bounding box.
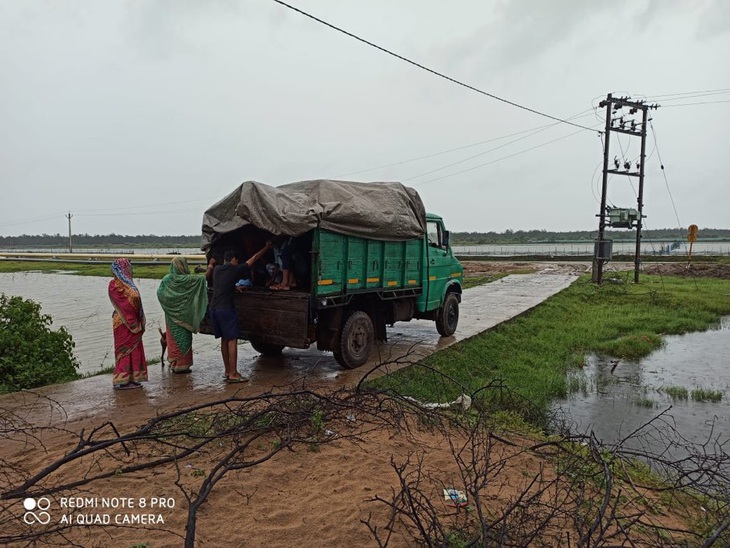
[0,271,218,376]
[554,317,730,450]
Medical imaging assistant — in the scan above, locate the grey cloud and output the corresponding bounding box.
[428,0,614,77]
[696,0,730,39]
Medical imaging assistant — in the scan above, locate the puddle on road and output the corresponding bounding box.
[554,317,730,450]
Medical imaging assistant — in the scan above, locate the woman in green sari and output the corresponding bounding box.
[156,257,208,373]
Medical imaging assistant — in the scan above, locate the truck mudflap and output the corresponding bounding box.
[199,290,312,348]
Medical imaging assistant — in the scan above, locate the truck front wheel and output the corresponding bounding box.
[436,293,459,337]
[334,311,374,369]
[250,341,285,356]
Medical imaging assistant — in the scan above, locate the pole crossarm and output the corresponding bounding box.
[606,170,642,178]
[608,127,643,137]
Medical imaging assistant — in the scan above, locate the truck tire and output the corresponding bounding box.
[334,311,374,369]
[436,293,459,337]
[250,341,285,356]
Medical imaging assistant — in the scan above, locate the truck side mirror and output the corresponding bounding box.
[442,230,450,248]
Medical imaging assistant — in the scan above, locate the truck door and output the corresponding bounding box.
[425,220,451,310]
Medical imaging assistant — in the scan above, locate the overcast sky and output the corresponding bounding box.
[1,0,728,237]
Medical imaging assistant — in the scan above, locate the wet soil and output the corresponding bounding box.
[461,259,730,278]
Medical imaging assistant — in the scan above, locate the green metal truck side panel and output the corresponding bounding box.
[384,241,404,288]
[346,237,366,290]
[314,229,426,297]
[404,239,422,288]
[315,229,346,295]
[366,240,384,288]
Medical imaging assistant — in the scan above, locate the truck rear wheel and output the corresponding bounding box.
[436,293,459,337]
[250,341,285,356]
[334,311,374,369]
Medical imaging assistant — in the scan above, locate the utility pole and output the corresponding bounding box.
[592,94,658,284]
[592,93,613,285]
[66,211,73,253]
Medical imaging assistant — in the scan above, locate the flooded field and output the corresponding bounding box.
[555,317,730,450]
[0,271,218,375]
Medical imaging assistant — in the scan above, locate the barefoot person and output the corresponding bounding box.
[270,236,296,290]
[108,258,148,390]
[210,243,271,383]
[156,256,208,374]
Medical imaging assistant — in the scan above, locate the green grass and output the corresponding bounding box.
[661,385,689,400]
[633,396,656,408]
[369,274,730,425]
[0,260,179,279]
[691,388,723,403]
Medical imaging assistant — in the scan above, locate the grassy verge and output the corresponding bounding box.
[370,273,730,425]
[0,260,173,279]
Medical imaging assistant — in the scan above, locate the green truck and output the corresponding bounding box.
[200,180,463,368]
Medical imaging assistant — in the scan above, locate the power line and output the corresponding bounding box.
[404,123,558,182]
[0,214,62,228]
[78,207,202,218]
[413,125,597,187]
[334,110,595,179]
[644,88,730,100]
[332,126,556,179]
[271,0,599,133]
[75,195,222,214]
[661,99,730,108]
[649,120,682,231]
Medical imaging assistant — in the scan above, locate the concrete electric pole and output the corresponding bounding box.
[66,211,73,253]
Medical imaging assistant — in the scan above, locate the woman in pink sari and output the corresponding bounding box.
[109,258,148,389]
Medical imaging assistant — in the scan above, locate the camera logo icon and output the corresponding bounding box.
[23,497,51,525]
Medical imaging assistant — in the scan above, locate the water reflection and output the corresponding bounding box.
[555,317,730,449]
[0,271,218,375]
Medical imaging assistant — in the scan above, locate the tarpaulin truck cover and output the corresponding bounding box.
[201,179,427,250]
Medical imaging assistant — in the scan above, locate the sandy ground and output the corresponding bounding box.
[1,260,717,547]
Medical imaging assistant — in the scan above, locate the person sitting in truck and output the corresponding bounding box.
[270,235,296,290]
[209,242,272,383]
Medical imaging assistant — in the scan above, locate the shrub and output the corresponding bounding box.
[0,293,80,392]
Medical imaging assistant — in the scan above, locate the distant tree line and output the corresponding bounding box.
[1,228,729,248]
[0,233,200,248]
[449,228,730,245]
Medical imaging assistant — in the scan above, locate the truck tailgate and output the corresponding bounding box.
[199,290,311,348]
